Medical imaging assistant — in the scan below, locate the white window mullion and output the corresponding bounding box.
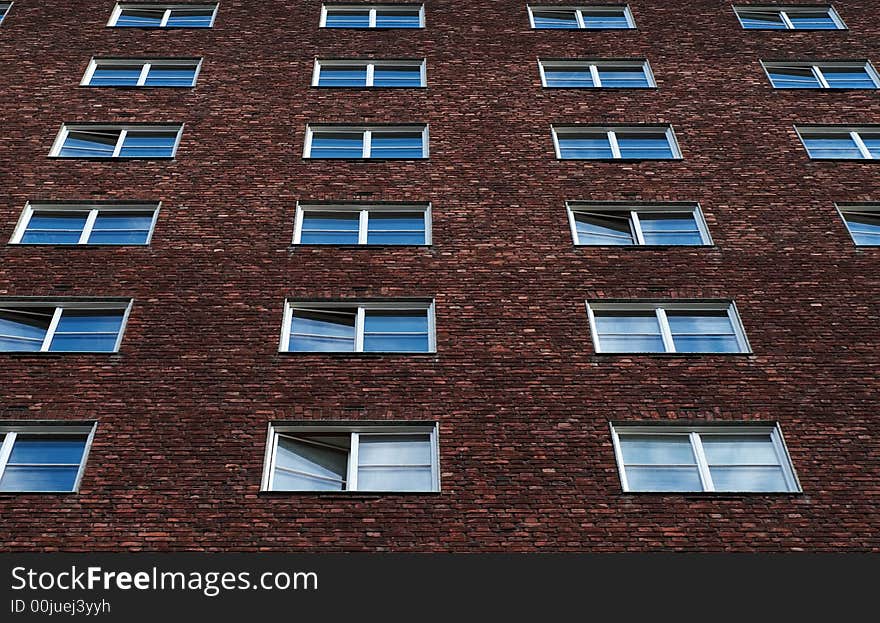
[355,307,366,351]
[630,211,646,245]
[852,132,873,159]
[690,433,715,492]
[366,63,375,87]
[368,8,377,28]
[160,9,171,27]
[589,64,601,88]
[813,66,830,89]
[79,210,100,244]
[279,301,293,351]
[363,130,372,158]
[358,210,369,244]
[0,432,16,483]
[348,433,360,491]
[41,307,64,352]
[266,432,279,490]
[303,127,314,158]
[608,131,621,159]
[656,308,675,352]
[137,63,151,86]
[779,11,795,29]
[112,130,127,158]
[574,9,585,29]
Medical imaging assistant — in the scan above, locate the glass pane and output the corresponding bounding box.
[709,466,789,491]
[274,434,348,486]
[370,133,424,159]
[574,212,634,245]
[597,66,651,88]
[0,336,43,351]
[310,132,364,158]
[581,9,630,28]
[597,335,666,352]
[272,470,344,491]
[616,133,675,159]
[364,310,428,333]
[787,10,839,29]
[301,212,360,232]
[87,230,151,245]
[59,131,118,158]
[366,231,425,244]
[363,334,429,352]
[92,213,154,231]
[317,66,368,87]
[671,335,741,353]
[55,311,124,333]
[624,466,703,491]
[9,437,87,464]
[357,466,433,491]
[325,10,370,27]
[531,10,579,28]
[144,66,198,87]
[358,435,431,465]
[0,308,52,344]
[0,466,80,491]
[165,8,215,27]
[666,310,735,335]
[367,212,425,231]
[90,65,144,86]
[558,134,613,159]
[802,134,862,159]
[290,335,356,352]
[115,8,165,27]
[299,231,360,244]
[28,213,89,230]
[737,10,787,29]
[768,67,821,89]
[373,66,423,87]
[374,10,421,28]
[639,213,703,245]
[21,231,83,244]
[619,435,696,464]
[48,334,119,352]
[860,134,880,159]
[291,308,356,338]
[543,67,594,88]
[820,67,876,89]
[118,132,177,158]
[594,311,661,334]
[701,434,779,465]
[844,212,880,245]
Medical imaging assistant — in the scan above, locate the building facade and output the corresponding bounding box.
[0,1,878,551]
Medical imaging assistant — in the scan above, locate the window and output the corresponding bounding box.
[528,5,635,29]
[837,204,880,246]
[611,424,800,493]
[313,59,426,88]
[0,423,96,492]
[304,125,428,159]
[82,58,202,87]
[320,4,424,28]
[263,423,439,493]
[553,126,681,160]
[733,5,845,29]
[796,126,880,160]
[10,202,159,246]
[539,59,654,88]
[108,3,218,27]
[0,3,11,25]
[0,300,132,353]
[763,61,879,89]
[567,203,711,246]
[281,301,435,353]
[50,124,183,159]
[586,301,750,354]
[295,203,430,245]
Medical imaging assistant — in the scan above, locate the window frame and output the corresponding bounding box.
[280,299,436,354]
[552,125,682,160]
[293,202,432,246]
[9,202,160,246]
[312,58,427,88]
[49,124,184,160]
[610,423,801,493]
[0,299,133,353]
[0,2,12,25]
[835,202,880,247]
[538,58,655,88]
[81,57,203,88]
[795,125,880,160]
[732,5,846,30]
[761,60,880,89]
[303,124,429,159]
[107,3,219,28]
[0,422,97,493]
[261,422,440,493]
[319,3,426,29]
[585,300,751,354]
[566,202,712,246]
[527,4,636,29]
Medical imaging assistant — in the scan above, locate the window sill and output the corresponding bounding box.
[556,157,682,162]
[573,244,716,250]
[0,491,79,496]
[543,86,658,90]
[78,85,196,89]
[290,244,432,249]
[593,352,753,357]
[0,352,122,357]
[319,27,425,31]
[621,491,803,498]
[8,244,152,249]
[278,351,437,358]
[807,159,880,162]
[311,86,427,90]
[303,158,428,161]
[48,157,177,162]
[258,490,441,497]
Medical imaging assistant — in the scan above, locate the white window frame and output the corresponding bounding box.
[261,422,440,492]
[107,3,219,27]
[835,203,880,246]
[795,125,880,160]
[81,57,203,87]
[0,299,133,353]
[732,5,846,30]
[280,300,436,353]
[312,59,426,88]
[303,124,429,159]
[319,4,426,28]
[761,60,880,89]
[538,59,655,88]
[552,125,682,160]
[527,5,636,29]
[566,202,712,246]
[10,202,160,246]
[294,202,432,245]
[0,2,13,25]
[49,124,184,159]
[585,300,751,354]
[610,423,801,493]
[0,422,97,493]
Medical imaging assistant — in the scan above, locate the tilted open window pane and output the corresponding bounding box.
[289,308,357,352]
[0,434,89,492]
[273,434,349,491]
[839,207,880,246]
[0,3,11,25]
[767,66,821,88]
[115,7,164,26]
[0,307,54,352]
[736,9,788,29]
[531,9,579,28]
[572,212,636,245]
[59,130,119,158]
